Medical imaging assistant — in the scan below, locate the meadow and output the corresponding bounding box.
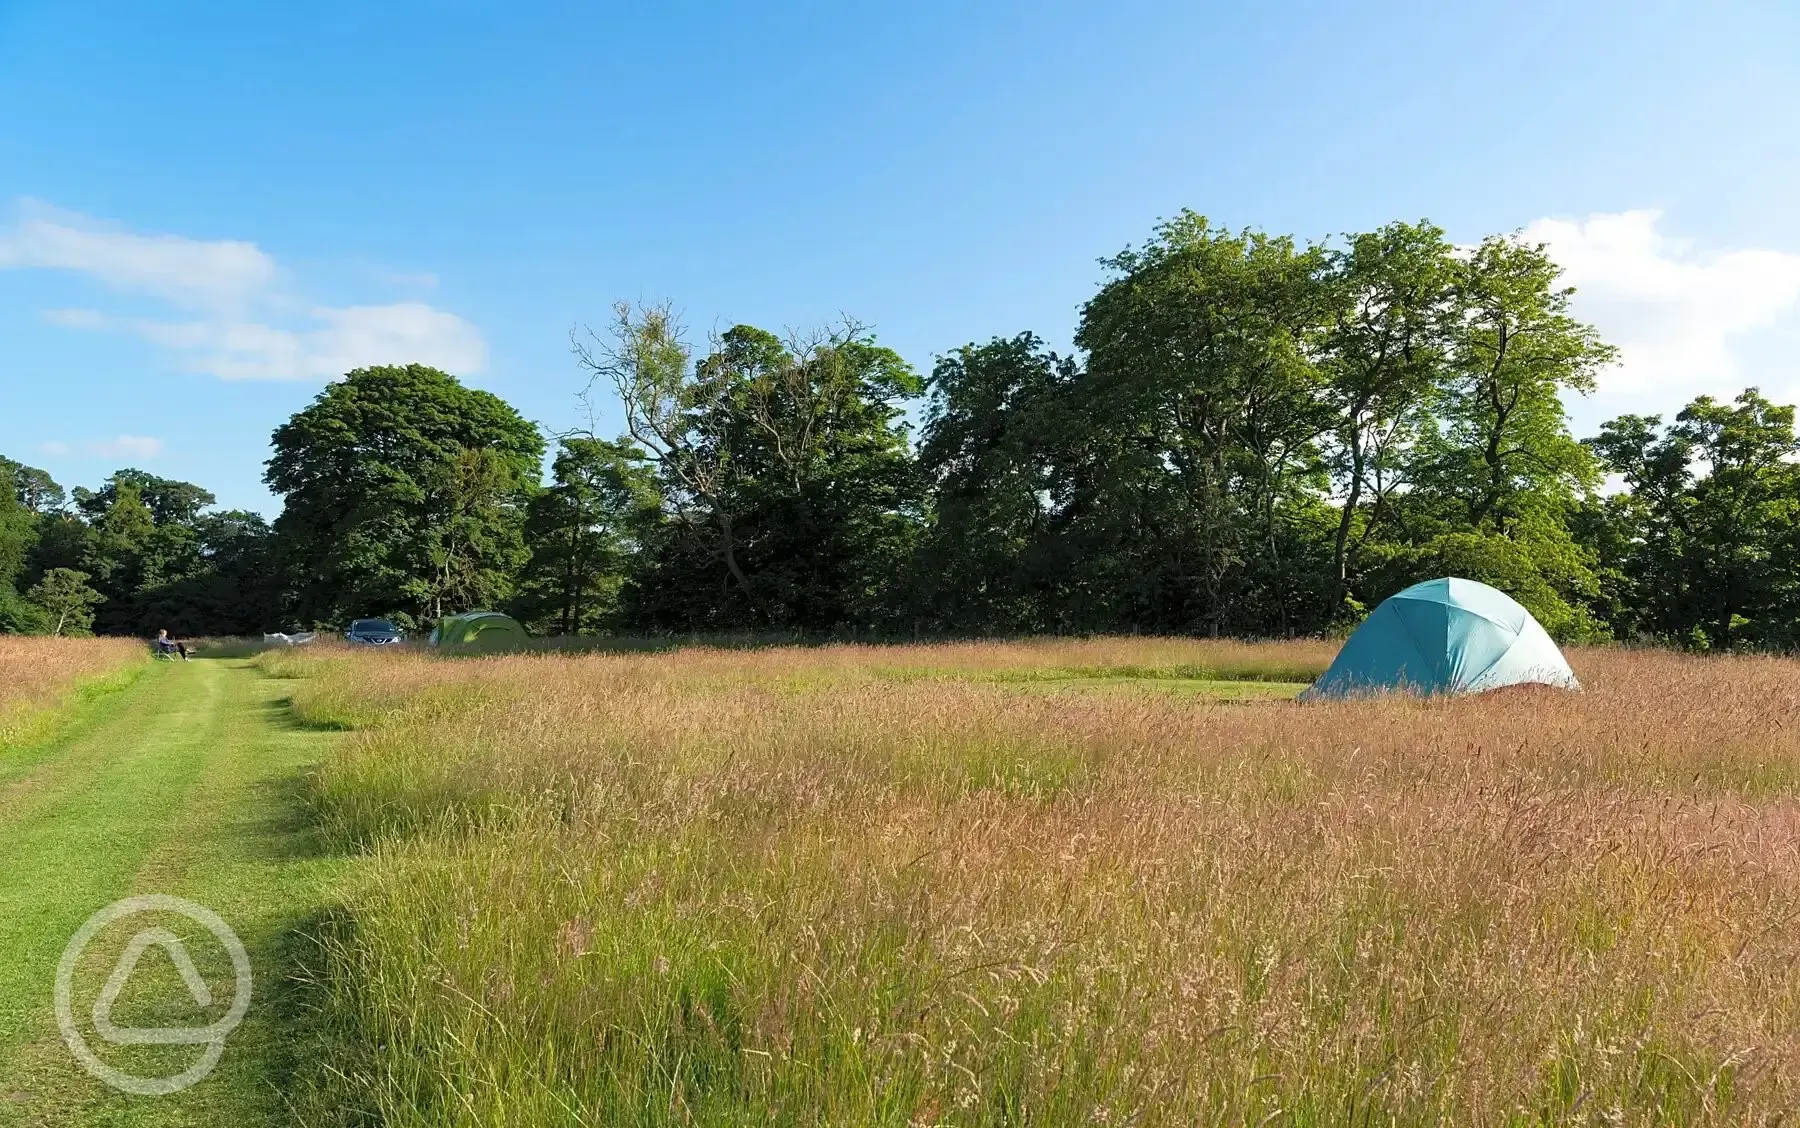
[0,635,144,748]
[269,639,1800,1127]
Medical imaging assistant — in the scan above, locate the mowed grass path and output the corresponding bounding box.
[0,658,342,1127]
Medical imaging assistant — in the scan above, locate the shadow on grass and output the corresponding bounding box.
[234,766,339,865]
[234,693,374,1124]
[260,695,353,732]
[261,902,384,1128]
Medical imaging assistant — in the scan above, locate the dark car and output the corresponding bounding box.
[344,618,405,646]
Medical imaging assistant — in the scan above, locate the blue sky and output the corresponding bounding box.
[3,0,1799,514]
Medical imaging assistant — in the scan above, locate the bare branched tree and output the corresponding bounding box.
[572,302,756,599]
[733,319,868,493]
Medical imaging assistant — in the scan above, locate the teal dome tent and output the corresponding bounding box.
[1301,577,1579,700]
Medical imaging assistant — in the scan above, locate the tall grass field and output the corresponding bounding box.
[265,639,1800,1126]
[0,636,144,748]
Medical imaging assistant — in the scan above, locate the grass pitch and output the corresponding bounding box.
[8,637,1800,1125]
[276,640,1800,1126]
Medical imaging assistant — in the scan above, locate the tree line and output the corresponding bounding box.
[4,211,1797,648]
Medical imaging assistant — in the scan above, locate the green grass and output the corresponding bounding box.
[977,661,1324,684]
[0,665,148,759]
[0,659,346,1127]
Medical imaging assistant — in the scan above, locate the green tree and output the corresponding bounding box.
[10,466,285,637]
[75,469,214,525]
[24,514,92,582]
[1318,222,1455,606]
[0,462,40,596]
[1360,530,1604,641]
[136,511,282,636]
[1333,234,1619,637]
[0,456,65,514]
[0,588,49,634]
[1072,213,1334,635]
[266,365,544,627]
[82,482,156,634]
[415,447,531,621]
[513,437,659,634]
[26,568,104,637]
[914,333,1073,633]
[586,306,922,631]
[0,461,42,635]
[1587,389,1800,648]
[0,456,281,637]
[1422,235,1614,533]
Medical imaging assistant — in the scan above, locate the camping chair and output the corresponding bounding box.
[152,638,180,661]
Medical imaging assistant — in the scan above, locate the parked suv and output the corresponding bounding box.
[344,618,404,646]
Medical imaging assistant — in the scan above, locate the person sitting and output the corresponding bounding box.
[153,629,186,660]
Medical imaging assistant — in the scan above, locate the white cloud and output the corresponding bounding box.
[5,203,487,381]
[45,302,488,381]
[98,435,165,459]
[370,266,440,289]
[1523,210,1800,405]
[0,201,275,310]
[304,303,485,377]
[39,435,166,460]
[40,307,112,330]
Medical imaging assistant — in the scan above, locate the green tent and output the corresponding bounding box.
[1300,577,1579,700]
[429,611,528,651]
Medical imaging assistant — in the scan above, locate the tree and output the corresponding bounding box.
[75,469,214,526]
[26,568,104,637]
[0,462,39,596]
[82,483,156,634]
[583,305,922,631]
[415,447,531,621]
[266,365,544,627]
[513,438,659,634]
[1073,213,1334,635]
[1422,235,1614,534]
[1318,222,1455,606]
[914,333,1073,633]
[136,510,282,636]
[20,211,1771,648]
[1324,234,1618,638]
[0,588,49,634]
[1360,531,1603,641]
[25,514,92,582]
[1587,390,1800,648]
[0,456,282,637]
[0,462,42,635]
[17,467,280,637]
[0,456,65,514]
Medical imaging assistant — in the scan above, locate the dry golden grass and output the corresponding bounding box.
[0,636,145,747]
[283,640,1800,1126]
